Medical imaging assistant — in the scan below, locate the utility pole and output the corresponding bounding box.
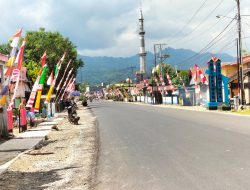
[159,44,164,96]
[236,38,240,97]
[236,0,245,105]
[154,43,167,96]
[154,45,157,67]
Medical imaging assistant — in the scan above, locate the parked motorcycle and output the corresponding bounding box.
[82,99,88,107]
[66,101,80,125]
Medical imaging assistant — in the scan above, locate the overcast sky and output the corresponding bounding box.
[0,0,250,58]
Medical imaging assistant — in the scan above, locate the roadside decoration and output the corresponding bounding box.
[45,53,66,104]
[26,52,47,108]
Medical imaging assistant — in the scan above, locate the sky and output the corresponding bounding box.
[0,0,250,58]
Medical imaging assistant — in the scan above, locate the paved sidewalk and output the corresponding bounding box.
[0,117,64,175]
[125,101,250,117]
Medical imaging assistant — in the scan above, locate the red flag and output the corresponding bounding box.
[41,51,46,67]
[10,28,22,48]
[15,39,26,70]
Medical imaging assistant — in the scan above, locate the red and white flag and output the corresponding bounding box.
[166,72,174,91]
[46,72,54,86]
[14,39,26,70]
[10,68,20,81]
[194,64,208,85]
[10,29,22,48]
[41,51,46,67]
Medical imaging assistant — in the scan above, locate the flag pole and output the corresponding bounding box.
[57,75,74,102]
[55,68,73,102]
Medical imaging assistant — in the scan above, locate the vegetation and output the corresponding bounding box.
[77,82,89,93]
[152,63,190,87]
[0,28,84,89]
[235,108,250,115]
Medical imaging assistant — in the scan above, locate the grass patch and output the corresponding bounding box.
[235,109,250,115]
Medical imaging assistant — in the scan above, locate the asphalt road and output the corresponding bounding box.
[91,100,250,190]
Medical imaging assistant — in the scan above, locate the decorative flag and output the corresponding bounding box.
[6,29,22,68]
[15,40,26,70]
[59,75,73,101]
[10,29,22,48]
[10,68,20,81]
[194,64,208,85]
[45,53,66,103]
[55,67,73,102]
[57,71,73,101]
[67,78,76,92]
[7,108,13,131]
[34,85,43,112]
[166,72,174,91]
[6,48,17,67]
[46,72,54,86]
[26,51,46,109]
[9,39,26,107]
[41,51,46,67]
[26,69,42,108]
[45,85,53,104]
[34,65,47,112]
[1,29,22,106]
[0,96,6,105]
[0,86,8,96]
[56,59,71,91]
[39,65,47,85]
[159,75,165,86]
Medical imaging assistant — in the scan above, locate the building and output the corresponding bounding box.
[137,9,147,82]
[0,53,8,136]
[222,55,250,105]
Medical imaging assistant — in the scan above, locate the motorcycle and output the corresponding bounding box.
[82,99,88,107]
[66,102,80,125]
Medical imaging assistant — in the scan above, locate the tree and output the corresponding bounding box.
[0,28,84,91]
[78,82,89,93]
[153,63,190,87]
[24,28,84,84]
[178,70,190,85]
[0,43,11,55]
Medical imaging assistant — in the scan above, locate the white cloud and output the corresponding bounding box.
[0,0,249,57]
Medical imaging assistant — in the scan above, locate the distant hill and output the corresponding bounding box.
[76,47,235,85]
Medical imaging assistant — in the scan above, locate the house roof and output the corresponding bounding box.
[0,53,8,63]
[229,68,250,82]
[222,55,250,67]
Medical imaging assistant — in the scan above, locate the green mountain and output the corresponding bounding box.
[77,47,235,85]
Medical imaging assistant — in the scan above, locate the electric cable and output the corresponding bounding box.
[172,5,237,46]
[167,0,208,43]
[175,18,235,66]
[169,0,225,45]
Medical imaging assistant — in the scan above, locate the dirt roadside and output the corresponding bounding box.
[0,105,99,190]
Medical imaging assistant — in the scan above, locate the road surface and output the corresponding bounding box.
[91,100,250,190]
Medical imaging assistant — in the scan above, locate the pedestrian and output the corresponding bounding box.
[27,107,36,127]
[41,104,47,118]
[19,98,27,132]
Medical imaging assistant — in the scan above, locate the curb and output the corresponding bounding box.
[123,101,250,117]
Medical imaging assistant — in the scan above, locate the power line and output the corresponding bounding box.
[242,30,250,52]
[169,0,225,45]
[176,18,235,66]
[209,25,237,52]
[215,38,236,53]
[172,5,237,46]
[167,0,208,43]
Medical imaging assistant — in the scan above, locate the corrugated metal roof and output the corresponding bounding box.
[222,55,250,67]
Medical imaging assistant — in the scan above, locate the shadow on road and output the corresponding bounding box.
[0,166,80,190]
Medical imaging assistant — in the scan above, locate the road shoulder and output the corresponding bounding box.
[0,106,99,190]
